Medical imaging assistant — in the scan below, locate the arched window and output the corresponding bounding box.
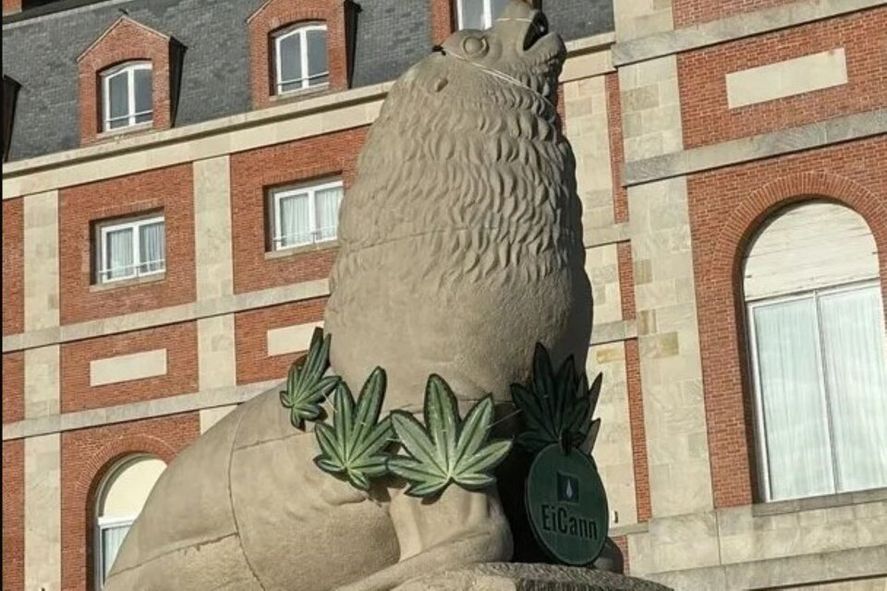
[101,61,153,132]
[457,0,510,30]
[94,455,166,589]
[273,23,329,95]
[744,200,887,502]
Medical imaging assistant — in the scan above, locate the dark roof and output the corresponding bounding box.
[2,0,614,162]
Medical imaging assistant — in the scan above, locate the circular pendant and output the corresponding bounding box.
[525,443,609,566]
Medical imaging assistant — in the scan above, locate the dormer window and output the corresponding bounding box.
[273,24,329,95]
[457,0,510,30]
[101,61,152,132]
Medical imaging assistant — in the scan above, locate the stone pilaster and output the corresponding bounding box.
[193,156,238,432]
[24,433,61,591]
[22,190,62,588]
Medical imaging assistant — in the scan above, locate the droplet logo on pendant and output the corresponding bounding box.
[525,444,609,566]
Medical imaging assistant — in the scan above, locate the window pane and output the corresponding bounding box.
[108,72,129,120]
[101,524,131,581]
[459,0,485,29]
[277,33,302,88]
[490,0,510,25]
[753,297,834,500]
[138,221,166,274]
[306,28,328,86]
[315,185,342,242]
[104,228,135,281]
[134,67,152,115]
[819,287,887,492]
[278,193,311,247]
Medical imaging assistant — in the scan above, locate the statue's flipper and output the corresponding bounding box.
[335,486,512,591]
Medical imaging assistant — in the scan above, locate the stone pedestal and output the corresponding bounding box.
[393,563,672,590]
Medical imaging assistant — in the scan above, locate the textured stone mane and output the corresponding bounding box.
[325,4,592,412]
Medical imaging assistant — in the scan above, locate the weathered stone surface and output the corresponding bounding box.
[325,0,591,414]
[394,563,672,590]
[104,2,597,590]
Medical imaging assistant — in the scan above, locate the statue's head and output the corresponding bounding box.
[390,0,564,113]
[437,0,565,104]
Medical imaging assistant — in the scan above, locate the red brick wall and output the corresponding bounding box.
[430,0,455,45]
[611,534,629,575]
[61,413,199,591]
[617,243,636,322]
[2,198,23,336]
[689,137,887,508]
[606,73,628,224]
[2,352,24,424]
[77,17,174,145]
[673,0,796,27]
[625,339,651,523]
[59,164,196,325]
[229,128,365,294]
[60,322,198,414]
[235,297,327,385]
[247,0,351,109]
[2,440,24,591]
[1,0,20,14]
[678,10,887,149]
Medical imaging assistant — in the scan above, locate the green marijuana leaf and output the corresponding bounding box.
[313,368,394,491]
[387,375,512,497]
[279,328,340,429]
[511,343,603,454]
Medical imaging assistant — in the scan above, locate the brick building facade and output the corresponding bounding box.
[2,0,886,590]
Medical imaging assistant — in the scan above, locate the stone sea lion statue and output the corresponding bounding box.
[103,2,592,589]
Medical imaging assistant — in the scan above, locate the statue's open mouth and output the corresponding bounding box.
[522,13,550,51]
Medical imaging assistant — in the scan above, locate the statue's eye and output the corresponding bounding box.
[462,36,488,56]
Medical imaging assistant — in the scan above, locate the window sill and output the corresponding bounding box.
[752,487,887,517]
[95,121,154,141]
[90,272,166,292]
[269,84,333,105]
[265,240,339,260]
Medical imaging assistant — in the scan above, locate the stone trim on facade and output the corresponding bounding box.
[624,108,887,186]
[76,16,183,145]
[612,0,885,66]
[2,380,277,442]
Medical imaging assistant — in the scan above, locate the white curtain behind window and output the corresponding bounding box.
[490,0,510,23]
[101,523,131,581]
[460,0,485,28]
[306,28,329,86]
[278,32,302,92]
[134,67,153,123]
[315,186,342,242]
[106,228,134,280]
[107,72,129,129]
[753,298,835,500]
[279,194,311,247]
[139,222,165,274]
[819,286,887,492]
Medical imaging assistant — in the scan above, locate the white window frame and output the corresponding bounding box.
[456,0,497,30]
[97,215,166,284]
[270,179,343,251]
[101,61,153,132]
[747,279,885,502]
[273,23,329,95]
[95,514,136,589]
[93,453,152,590]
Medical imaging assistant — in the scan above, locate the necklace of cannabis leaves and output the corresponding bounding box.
[280,328,601,497]
[280,329,511,496]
